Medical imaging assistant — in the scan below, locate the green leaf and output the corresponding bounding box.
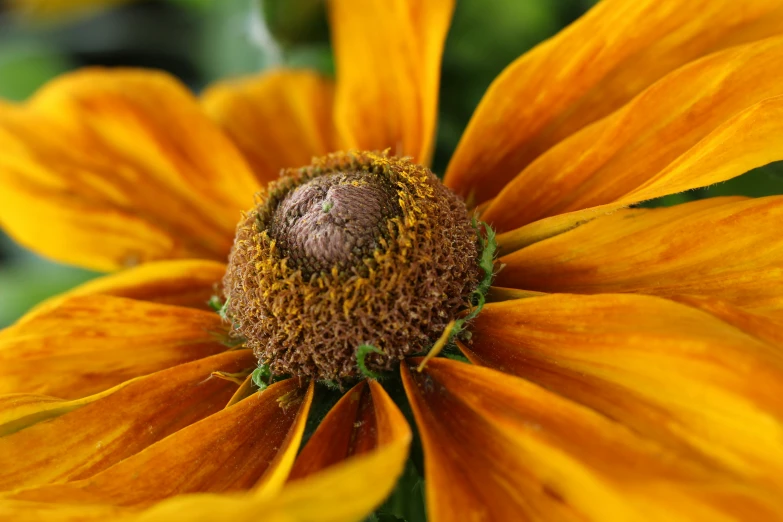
[375,459,427,522]
[0,43,70,101]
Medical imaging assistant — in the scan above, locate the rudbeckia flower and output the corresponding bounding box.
[2,0,783,520]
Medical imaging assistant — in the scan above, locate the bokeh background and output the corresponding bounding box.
[1,0,781,327]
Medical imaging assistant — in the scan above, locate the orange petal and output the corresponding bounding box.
[329,0,454,165]
[497,196,783,315]
[0,394,72,437]
[402,358,783,521]
[0,380,411,522]
[494,203,627,254]
[5,379,312,507]
[289,379,407,481]
[224,373,255,408]
[486,287,546,303]
[0,349,255,492]
[482,36,783,231]
[253,379,316,498]
[0,380,410,521]
[202,70,336,185]
[129,381,411,522]
[0,501,123,522]
[669,294,783,349]
[0,384,132,437]
[0,68,260,271]
[445,0,783,204]
[466,294,783,493]
[20,259,226,323]
[0,295,231,399]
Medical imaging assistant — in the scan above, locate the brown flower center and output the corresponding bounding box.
[268,172,400,277]
[222,152,481,381]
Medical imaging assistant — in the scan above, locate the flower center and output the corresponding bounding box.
[268,172,400,276]
[222,151,481,381]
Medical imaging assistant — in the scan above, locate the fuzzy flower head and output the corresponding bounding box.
[224,151,481,380]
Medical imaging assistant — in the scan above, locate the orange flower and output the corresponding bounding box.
[3,0,783,520]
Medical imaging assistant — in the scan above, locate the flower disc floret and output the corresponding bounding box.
[223,151,481,381]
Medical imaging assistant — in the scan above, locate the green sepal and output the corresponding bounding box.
[474,220,498,297]
[356,344,385,380]
[207,294,231,321]
[442,351,470,363]
[250,364,272,391]
[447,219,497,345]
[207,295,222,312]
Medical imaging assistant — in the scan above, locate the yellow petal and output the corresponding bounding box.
[483,36,783,230]
[129,379,411,522]
[288,381,372,481]
[0,383,132,437]
[224,373,255,409]
[0,394,72,437]
[254,380,316,498]
[6,379,312,506]
[0,350,255,492]
[329,0,454,165]
[497,196,783,316]
[466,294,783,493]
[202,70,336,185]
[494,204,627,254]
[445,0,783,204]
[20,259,226,323]
[669,294,783,348]
[486,286,546,303]
[0,68,260,271]
[289,379,408,481]
[402,358,783,521]
[0,379,411,521]
[0,295,231,399]
[0,501,123,522]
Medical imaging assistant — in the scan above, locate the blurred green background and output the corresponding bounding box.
[0,0,781,327]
